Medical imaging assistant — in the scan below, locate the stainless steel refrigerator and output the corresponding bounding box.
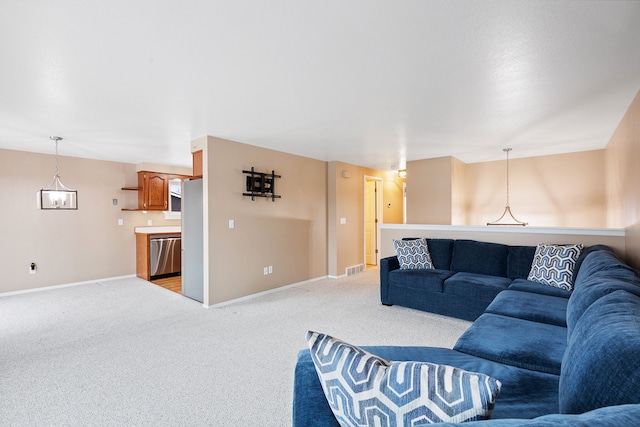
[181,178,204,303]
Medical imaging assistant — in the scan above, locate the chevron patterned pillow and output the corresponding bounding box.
[305,331,502,426]
[393,238,434,269]
[528,243,584,291]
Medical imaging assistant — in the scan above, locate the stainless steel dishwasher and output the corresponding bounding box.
[149,234,182,278]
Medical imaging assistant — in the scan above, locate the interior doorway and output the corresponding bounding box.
[364,177,382,267]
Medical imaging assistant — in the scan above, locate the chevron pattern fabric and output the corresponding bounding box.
[528,243,584,291]
[393,238,434,270]
[305,331,502,426]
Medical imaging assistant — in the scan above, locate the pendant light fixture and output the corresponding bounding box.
[487,148,527,226]
[38,136,78,210]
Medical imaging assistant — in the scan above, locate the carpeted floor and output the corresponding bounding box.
[0,268,471,426]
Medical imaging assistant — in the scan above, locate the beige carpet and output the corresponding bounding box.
[0,267,471,426]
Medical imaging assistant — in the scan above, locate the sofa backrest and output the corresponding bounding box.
[402,238,454,270]
[566,250,640,334]
[566,272,640,337]
[573,246,627,285]
[559,290,640,414]
[450,240,510,277]
[506,245,537,279]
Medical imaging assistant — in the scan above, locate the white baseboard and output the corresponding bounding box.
[0,274,137,297]
[206,275,329,308]
[327,264,366,280]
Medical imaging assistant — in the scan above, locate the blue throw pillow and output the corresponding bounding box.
[306,331,502,426]
[394,238,434,270]
[528,243,583,291]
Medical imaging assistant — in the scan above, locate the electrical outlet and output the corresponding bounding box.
[118,218,124,226]
[264,266,269,275]
[268,266,273,274]
[147,219,152,226]
[29,262,37,275]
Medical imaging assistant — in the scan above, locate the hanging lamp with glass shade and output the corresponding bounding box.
[487,148,527,226]
[38,136,78,210]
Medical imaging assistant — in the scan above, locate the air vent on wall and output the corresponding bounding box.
[346,264,365,276]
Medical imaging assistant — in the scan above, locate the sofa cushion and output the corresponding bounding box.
[485,290,567,327]
[459,404,640,426]
[527,243,583,291]
[305,331,502,425]
[453,313,567,375]
[508,278,572,298]
[451,240,509,277]
[443,273,511,300]
[506,246,536,280]
[293,346,561,427]
[388,269,453,293]
[566,270,640,336]
[560,290,640,414]
[403,238,454,270]
[393,238,434,269]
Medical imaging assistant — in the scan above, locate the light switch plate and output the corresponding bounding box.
[340,217,347,224]
[229,219,235,229]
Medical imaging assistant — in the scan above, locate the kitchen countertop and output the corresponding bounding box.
[134,226,181,234]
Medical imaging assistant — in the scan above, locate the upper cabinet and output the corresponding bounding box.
[192,150,203,179]
[122,171,189,211]
[141,172,169,210]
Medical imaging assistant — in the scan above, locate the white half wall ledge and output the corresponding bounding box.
[381,224,625,237]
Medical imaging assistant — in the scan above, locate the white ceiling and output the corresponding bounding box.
[1,1,639,170]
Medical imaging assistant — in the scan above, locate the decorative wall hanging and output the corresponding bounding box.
[487,148,527,226]
[38,136,78,210]
[242,167,281,201]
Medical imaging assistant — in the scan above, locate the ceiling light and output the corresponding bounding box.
[38,136,78,210]
[487,148,526,226]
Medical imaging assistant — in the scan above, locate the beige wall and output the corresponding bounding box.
[327,161,404,277]
[451,157,467,225]
[406,157,454,224]
[203,136,328,306]
[605,89,640,269]
[382,171,405,225]
[0,148,181,293]
[466,150,606,227]
[406,151,606,227]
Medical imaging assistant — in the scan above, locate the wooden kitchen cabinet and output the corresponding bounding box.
[122,171,188,211]
[136,233,152,280]
[140,172,168,210]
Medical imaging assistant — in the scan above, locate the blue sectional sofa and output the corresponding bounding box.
[292,242,640,426]
[380,239,603,321]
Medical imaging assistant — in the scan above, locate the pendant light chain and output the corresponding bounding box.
[54,137,60,178]
[487,147,527,226]
[505,147,511,208]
